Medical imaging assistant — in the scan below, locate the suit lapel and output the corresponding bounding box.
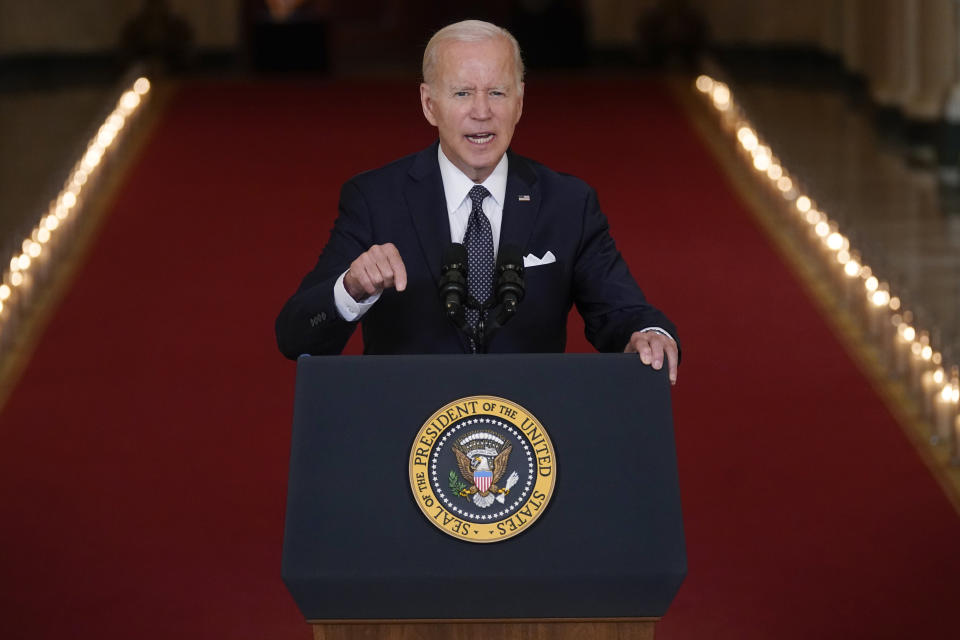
[500,150,541,254]
[403,146,541,278]
[404,142,450,285]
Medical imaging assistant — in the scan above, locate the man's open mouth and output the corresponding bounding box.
[465,133,495,145]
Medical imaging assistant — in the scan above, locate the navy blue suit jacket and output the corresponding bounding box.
[276,143,677,357]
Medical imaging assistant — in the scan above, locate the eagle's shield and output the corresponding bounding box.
[474,469,493,493]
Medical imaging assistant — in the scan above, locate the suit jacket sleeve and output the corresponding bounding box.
[572,187,679,354]
[274,180,372,359]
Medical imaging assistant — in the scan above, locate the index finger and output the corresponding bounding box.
[665,342,679,385]
[382,243,407,292]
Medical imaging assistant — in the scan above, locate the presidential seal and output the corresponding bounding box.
[408,395,556,543]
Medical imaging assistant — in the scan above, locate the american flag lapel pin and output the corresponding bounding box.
[518,195,531,201]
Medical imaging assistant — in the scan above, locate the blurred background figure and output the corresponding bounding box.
[120,0,195,71]
[636,0,707,69]
[244,0,331,72]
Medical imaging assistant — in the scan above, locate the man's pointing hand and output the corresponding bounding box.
[344,243,408,302]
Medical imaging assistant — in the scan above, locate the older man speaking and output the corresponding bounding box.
[275,19,679,383]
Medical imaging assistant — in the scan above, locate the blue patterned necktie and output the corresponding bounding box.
[464,185,494,352]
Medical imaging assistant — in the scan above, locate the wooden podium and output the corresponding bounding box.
[283,354,685,639]
[310,618,657,639]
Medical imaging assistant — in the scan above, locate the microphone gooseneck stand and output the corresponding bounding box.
[439,242,525,353]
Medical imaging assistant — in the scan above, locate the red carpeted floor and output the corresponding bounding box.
[1,76,959,639]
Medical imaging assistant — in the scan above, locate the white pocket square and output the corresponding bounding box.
[523,251,556,267]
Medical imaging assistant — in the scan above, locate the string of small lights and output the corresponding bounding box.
[0,76,151,347]
[694,74,960,461]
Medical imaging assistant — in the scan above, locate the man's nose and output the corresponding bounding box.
[470,94,492,119]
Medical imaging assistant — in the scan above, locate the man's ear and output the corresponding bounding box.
[420,83,438,127]
[516,81,524,123]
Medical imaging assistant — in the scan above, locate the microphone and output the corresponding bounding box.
[439,243,468,326]
[495,243,525,318]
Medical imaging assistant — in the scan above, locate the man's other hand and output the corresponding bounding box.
[625,331,679,385]
[344,243,408,302]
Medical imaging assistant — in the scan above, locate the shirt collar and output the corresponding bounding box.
[437,145,508,214]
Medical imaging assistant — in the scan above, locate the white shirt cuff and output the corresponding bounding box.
[640,326,676,343]
[334,270,380,321]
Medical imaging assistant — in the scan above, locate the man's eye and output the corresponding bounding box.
[490,91,505,97]
[454,91,469,97]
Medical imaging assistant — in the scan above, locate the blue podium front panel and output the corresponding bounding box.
[282,354,685,620]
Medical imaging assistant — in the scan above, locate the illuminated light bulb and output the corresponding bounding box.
[865,276,879,292]
[11,272,23,287]
[27,243,41,258]
[55,205,69,221]
[903,326,916,342]
[777,176,793,192]
[120,91,140,111]
[953,387,959,403]
[696,75,714,92]
[21,239,32,253]
[796,196,812,212]
[17,255,31,271]
[133,77,151,95]
[815,221,830,237]
[97,128,117,148]
[767,164,782,180]
[933,352,943,365]
[871,290,890,306]
[107,114,125,130]
[837,249,850,264]
[737,126,755,143]
[922,345,933,360]
[45,215,59,230]
[711,84,731,110]
[805,209,822,225]
[83,148,103,169]
[9,257,19,272]
[934,367,945,384]
[911,342,922,356]
[826,232,844,251]
[0,284,9,300]
[844,260,861,277]
[37,228,50,243]
[889,296,901,310]
[860,265,872,279]
[753,154,771,171]
[71,170,88,187]
[62,192,77,208]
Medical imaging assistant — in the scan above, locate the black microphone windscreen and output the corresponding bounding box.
[497,243,523,268]
[443,242,467,267]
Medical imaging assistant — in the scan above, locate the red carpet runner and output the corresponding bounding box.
[2,77,959,638]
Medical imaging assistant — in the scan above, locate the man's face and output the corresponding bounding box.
[420,37,524,183]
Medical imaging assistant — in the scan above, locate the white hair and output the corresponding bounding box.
[422,20,524,88]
